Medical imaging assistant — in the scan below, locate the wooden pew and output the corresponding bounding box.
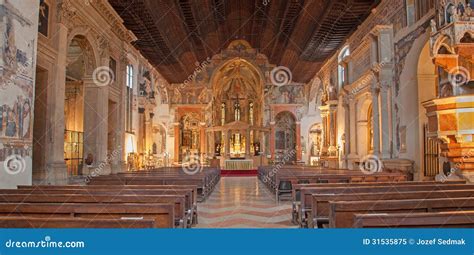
[257,166,407,201]
[291,180,466,225]
[0,203,175,228]
[0,186,193,225]
[310,189,474,228]
[329,197,474,228]
[298,183,474,227]
[89,167,221,201]
[16,186,196,226]
[0,217,156,228]
[354,211,474,228]
[0,192,190,228]
[258,165,407,190]
[89,176,212,201]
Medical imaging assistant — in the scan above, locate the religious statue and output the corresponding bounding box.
[430,19,437,33]
[233,100,241,121]
[466,4,472,17]
[328,83,337,100]
[457,2,465,17]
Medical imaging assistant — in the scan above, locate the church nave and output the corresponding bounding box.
[196,177,294,228]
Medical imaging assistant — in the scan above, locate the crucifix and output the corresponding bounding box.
[231,95,245,121]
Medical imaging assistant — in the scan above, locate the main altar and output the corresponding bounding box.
[207,121,269,169]
[205,57,269,169]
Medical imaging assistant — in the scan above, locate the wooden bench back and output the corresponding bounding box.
[330,197,474,228]
[0,193,186,227]
[310,189,474,228]
[0,217,156,228]
[0,203,175,228]
[353,211,474,228]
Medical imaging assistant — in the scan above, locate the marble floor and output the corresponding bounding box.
[196,177,295,228]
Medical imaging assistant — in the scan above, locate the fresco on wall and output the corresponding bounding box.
[0,1,36,143]
[267,85,306,104]
[38,0,49,37]
[168,85,209,104]
[0,0,38,186]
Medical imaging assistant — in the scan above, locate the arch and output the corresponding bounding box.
[210,57,265,94]
[66,27,100,73]
[460,32,474,43]
[338,45,350,88]
[210,58,265,126]
[274,111,297,162]
[179,113,201,161]
[432,34,455,56]
[417,39,441,180]
[355,96,372,157]
[227,39,253,50]
[308,123,323,157]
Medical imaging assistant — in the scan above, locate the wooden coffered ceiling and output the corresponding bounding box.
[109,0,380,84]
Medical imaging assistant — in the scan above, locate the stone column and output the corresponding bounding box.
[343,100,351,166]
[45,21,68,184]
[173,122,180,163]
[199,122,206,159]
[225,130,231,156]
[349,98,358,157]
[82,77,110,175]
[115,53,128,173]
[371,86,381,155]
[270,122,276,159]
[329,107,336,149]
[380,82,391,159]
[296,122,302,161]
[245,129,251,156]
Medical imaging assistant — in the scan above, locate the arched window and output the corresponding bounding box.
[338,46,350,88]
[406,0,415,26]
[126,64,134,132]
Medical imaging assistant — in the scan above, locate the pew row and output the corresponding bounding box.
[329,197,474,228]
[298,183,474,227]
[0,217,156,228]
[354,211,474,228]
[0,203,174,228]
[310,189,474,228]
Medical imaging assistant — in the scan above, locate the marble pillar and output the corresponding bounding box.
[371,86,381,155]
[343,101,351,166]
[82,77,110,175]
[173,123,180,163]
[380,83,391,159]
[45,22,68,184]
[245,129,251,156]
[200,122,206,159]
[270,122,276,159]
[348,98,359,162]
[296,122,302,161]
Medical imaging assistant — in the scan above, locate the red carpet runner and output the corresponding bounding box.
[220,170,258,177]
